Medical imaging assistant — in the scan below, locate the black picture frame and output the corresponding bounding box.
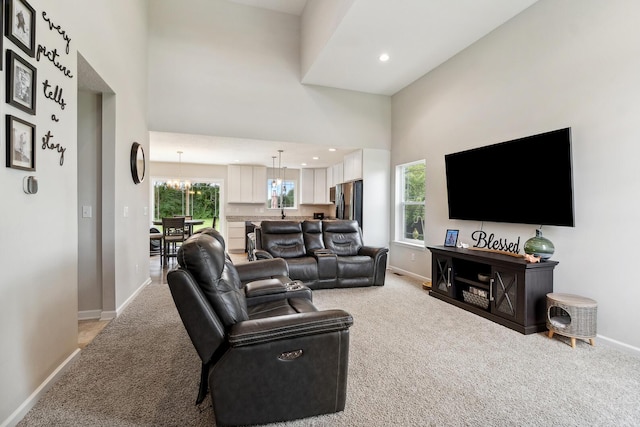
[5,0,36,57]
[444,229,459,247]
[0,2,3,71]
[6,114,36,171]
[6,49,36,115]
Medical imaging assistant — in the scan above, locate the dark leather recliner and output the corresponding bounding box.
[255,220,389,289]
[167,228,353,426]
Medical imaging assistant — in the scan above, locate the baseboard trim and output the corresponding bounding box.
[98,278,152,321]
[596,335,640,357]
[0,349,81,427]
[78,309,102,320]
[388,265,429,282]
[81,279,152,321]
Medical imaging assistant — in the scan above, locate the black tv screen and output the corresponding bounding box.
[445,128,574,227]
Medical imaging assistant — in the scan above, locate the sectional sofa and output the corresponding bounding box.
[254,219,388,289]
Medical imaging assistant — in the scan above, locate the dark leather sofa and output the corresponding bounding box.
[254,219,389,289]
[167,228,353,426]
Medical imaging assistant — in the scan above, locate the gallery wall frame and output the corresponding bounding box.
[6,49,36,114]
[0,2,3,70]
[6,114,36,171]
[5,0,36,57]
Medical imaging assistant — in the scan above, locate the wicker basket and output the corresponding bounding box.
[462,290,489,309]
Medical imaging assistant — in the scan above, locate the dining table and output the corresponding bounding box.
[152,219,205,236]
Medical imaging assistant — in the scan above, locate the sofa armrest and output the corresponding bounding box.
[253,249,274,260]
[228,308,353,347]
[359,246,389,286]
[358,246,389,258]
[245,278,287,298]
[235,258,288,283]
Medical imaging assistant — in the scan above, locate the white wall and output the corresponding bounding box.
[77,91,102,316]
[0,0,149,424]
[390,0,640,351]
[147,0,391,152]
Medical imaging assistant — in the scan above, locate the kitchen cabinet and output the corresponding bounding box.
[343,150,362,182]
[228,165,267,203]
[332,162,343,185]
[300,168,329,204]
[227,221,246,253]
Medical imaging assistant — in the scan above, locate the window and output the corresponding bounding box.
[152,179,221,231]
[397,161,426,244]
[266,179,296,209]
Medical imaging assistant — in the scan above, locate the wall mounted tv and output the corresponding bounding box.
[445,128,574,227]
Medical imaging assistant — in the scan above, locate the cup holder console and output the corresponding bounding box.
[285,281,304,291]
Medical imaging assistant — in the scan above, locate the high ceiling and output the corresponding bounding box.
[151,0,538,168]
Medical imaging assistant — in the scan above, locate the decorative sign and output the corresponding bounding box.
[36,44,73,78]
[37,9,74,168]
[471,230,520,254]
[41,11,71,54]
[42,79,66,110]
[42,130,66,166]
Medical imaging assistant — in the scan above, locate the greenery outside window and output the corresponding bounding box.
[397,161,425,244]
[266,180,296,209]
[152,180,221,231]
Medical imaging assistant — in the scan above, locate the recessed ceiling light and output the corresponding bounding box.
[301,162,307,166]
[329,148,336,152]
[379,53,390,62]
[312,156,319,160]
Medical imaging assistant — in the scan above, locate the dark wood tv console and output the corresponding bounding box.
[427,246,558,334]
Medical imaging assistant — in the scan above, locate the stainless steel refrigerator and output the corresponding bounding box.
[335,180,363,228]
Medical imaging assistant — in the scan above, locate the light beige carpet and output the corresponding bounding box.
[18,272,640,426]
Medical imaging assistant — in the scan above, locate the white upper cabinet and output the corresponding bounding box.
[252,166,267,204]
[343,150,362,182]
[300,168,329,204]
[332,162,344,185]
[228,165,267,203]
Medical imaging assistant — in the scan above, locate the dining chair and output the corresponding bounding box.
[149,227,163,257]
[174,215,194,237]
[163,217,186,266]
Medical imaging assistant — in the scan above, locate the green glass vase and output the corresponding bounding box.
[524,229,555,260]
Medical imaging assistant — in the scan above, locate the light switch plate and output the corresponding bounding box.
[82,205,92,218]
[123,206,129,217]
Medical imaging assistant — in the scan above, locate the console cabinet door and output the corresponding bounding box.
[432,255,454,297]
[490,267,521,322]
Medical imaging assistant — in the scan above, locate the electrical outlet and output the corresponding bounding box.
[123,206,129,217]
[411,253,416,261]
[82,205,92,218]
[135,264,139,273]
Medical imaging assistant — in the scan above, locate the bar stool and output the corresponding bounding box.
[546,293,597,348]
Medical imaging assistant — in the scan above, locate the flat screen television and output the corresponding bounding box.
[445,128,574,227]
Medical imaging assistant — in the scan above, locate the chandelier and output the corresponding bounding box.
[168,150,191,190]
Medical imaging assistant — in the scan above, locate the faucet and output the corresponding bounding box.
[281,208,286,219]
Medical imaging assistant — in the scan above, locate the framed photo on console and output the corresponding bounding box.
[6,114,36,171]
[444,229,459,247]
[5,0,36,57]
[6,49,36,114]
